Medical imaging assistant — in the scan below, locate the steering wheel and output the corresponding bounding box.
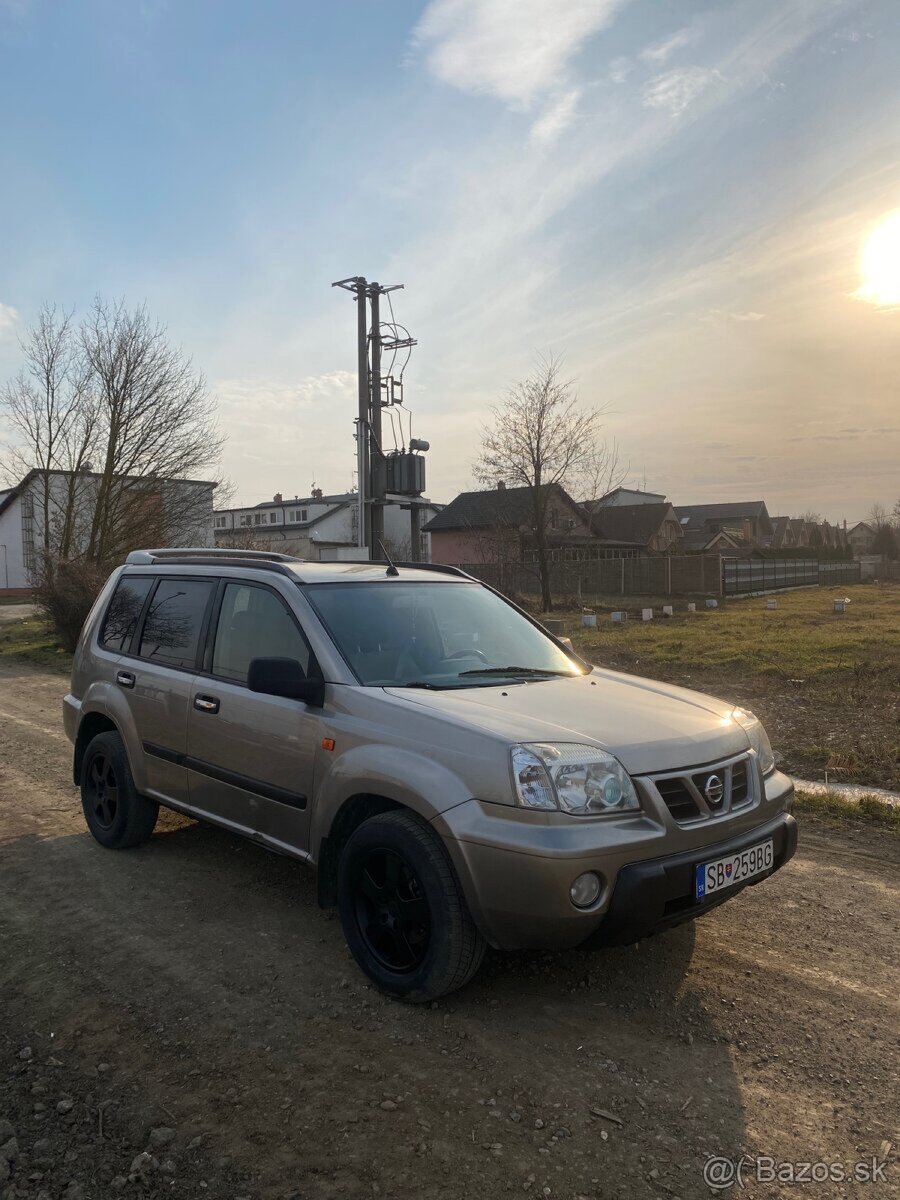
[445,648,489,663]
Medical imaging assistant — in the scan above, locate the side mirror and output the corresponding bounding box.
[247,657,325,707]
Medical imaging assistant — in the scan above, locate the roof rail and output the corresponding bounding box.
[125,548,302,565]
[394,561,477,581]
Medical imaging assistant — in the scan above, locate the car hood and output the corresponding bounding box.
[385,668,750,775]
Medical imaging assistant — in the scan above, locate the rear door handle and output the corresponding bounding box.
[116,670,135,689]
[194,694,220,714]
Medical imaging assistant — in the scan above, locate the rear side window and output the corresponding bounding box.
[100,576,154,652]
[138,579,214,669]
[212,583,310,682]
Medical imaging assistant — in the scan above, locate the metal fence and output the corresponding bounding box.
[459,555,862,600]
[722,558,860,596]
[460,555,723,598]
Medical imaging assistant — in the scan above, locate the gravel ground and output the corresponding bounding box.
[0,660,897,1199]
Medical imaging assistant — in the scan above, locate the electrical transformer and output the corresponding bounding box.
[385,451,426,496]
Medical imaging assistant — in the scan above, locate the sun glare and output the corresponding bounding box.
[856,209,900,307]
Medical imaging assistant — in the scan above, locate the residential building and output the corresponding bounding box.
[0,468,216,594]
[589,486,667,508]
[214,490,441,561]
[848,521,877,556]
[675,500,774,544]
[587,502,683,553]
[424,483,601,565]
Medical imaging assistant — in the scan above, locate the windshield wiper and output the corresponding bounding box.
[458,665,574,677]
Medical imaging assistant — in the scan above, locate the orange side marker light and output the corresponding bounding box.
[322,738,335,752]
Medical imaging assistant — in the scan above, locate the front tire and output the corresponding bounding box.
[338,810,485,1002]
[80,731,159,849]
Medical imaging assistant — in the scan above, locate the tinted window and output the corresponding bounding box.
[100,576,154,652]
[138,579,214,669]
[212,583,310,683]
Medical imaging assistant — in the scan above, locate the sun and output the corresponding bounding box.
[856,208,900,307]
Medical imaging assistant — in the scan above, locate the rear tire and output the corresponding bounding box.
[80,731,159,849]
[338,810,485,1002]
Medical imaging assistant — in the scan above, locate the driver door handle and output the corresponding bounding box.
[116,670,135,689]
[194,694,220,714]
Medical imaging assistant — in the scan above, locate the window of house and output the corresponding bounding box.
[100,575,154,652]
[212,583,311,683]
[138,579,214,669]
[550,510,558,530]
[269,512,277,523]
[214,515,227,529]
[239,514,250,527]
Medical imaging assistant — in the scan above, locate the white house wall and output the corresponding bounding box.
[0,495,28,590]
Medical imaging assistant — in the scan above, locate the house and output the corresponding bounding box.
[0,468,216,594]
[681,526,749,554]
[214,490,442,561]
[589,486,667,509]
[587,502,683,553]
[675,500,774,544]
[423,483,599,565]
[848,521,877,556]
[770,516,795,550]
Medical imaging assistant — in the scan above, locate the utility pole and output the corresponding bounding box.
[333,275,421,562]
[369,283,385,552]
[355,276,369,550]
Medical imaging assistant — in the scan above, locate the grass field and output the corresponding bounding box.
[563,582,900,791]
[0,614,71,671]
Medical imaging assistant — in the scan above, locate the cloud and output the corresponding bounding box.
[0,302,19,338]
[640,28,692,65]
[413,0,628,105]
[529,88,581,144]
[702,309,766,322]
[643,66,721,115]
[215,370,356,416]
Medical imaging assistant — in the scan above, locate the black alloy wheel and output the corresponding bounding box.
[86,750,120,830]
[354,847,431,973]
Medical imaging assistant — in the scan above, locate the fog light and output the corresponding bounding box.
[570,871,601,909]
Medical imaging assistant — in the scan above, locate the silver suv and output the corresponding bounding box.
[64,548,797,1001]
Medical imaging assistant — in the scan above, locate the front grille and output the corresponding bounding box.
[649,754,755,824]
[655,777,701,821]
[731,758,751,807]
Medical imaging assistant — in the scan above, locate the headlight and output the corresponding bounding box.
[731,708,775,776]
[510,743,640,815]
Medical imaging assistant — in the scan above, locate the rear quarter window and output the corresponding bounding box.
[138,579,215,669]
[99,576,154,652]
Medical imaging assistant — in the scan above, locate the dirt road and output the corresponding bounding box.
[1,661,897,1199]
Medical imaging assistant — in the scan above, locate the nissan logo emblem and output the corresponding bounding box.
[704,774,725,806]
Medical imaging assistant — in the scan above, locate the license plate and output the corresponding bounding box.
[695,838,774,899]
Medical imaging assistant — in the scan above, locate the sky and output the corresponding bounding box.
[1,0,898,524]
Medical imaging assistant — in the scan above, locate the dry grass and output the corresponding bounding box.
[0,615,72,673]
[793,789,900,832]
[561,583,900,792]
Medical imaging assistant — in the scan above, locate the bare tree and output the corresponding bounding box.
[79,298,223,564]
[868,502,889,529]
[1,305,96,566]
[2,299,224,643]
[474,357,622,611]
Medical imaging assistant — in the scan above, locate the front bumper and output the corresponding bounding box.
[433,770,795,950]
[580,811,797,947]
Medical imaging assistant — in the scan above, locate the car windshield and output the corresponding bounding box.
[304,581,587,688]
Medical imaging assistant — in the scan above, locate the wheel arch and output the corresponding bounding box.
[73,711,119,785]
[316,792,406,909]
